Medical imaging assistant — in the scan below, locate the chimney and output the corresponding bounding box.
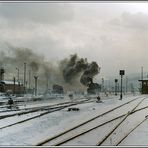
[0,68,5,81]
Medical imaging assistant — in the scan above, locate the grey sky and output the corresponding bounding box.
[0,2,148,81]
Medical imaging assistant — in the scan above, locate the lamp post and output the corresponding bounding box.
[119,70,125,100]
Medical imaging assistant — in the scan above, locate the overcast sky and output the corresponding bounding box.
[0,2,148,80]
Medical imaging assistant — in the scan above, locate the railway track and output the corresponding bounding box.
[35,96,147,146]
[0,97,95,113]
[0,98,98,130]
[115,115,148,146]
[0,106,66,130]
[0,98,96,120]
[96,97,146,145]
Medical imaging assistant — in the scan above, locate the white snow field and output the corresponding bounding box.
[0,93,148,146]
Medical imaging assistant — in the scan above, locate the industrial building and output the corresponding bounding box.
[0,67,24,95]
[0,80,25,95]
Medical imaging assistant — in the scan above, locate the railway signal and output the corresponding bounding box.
[119,70,125,100]
[115,79,118,95]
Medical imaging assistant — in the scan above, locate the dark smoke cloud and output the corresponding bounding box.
[61,54,100,86]
[0,45,100,92]
[80,62,100,86]
[61,54,88,83]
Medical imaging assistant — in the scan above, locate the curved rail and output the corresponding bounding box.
[36,96,144,146]
[115,116,148,146]
[96,97,146,146]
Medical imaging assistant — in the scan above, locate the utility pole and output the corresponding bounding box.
[119,70,125,100]
[24,63,26,94]
[141,66,143,94]
[16,67,20,95]
[34,76,38,96]
[46,77,49,91]
[141,66,143,80]
[29,70,31,89]
[13,77,16,95]
[126,76,128,93]
[16,67,19,83]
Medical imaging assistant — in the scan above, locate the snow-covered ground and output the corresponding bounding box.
[0,93,148,146]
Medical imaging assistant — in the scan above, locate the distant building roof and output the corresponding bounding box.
[0,80,23,85]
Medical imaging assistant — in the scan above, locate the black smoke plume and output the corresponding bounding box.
[61,54,100,86]
[0,45,100,92]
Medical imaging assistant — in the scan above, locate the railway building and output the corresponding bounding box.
[138,79,148,94]
[0,80,25,95]
[0,67,25,95]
